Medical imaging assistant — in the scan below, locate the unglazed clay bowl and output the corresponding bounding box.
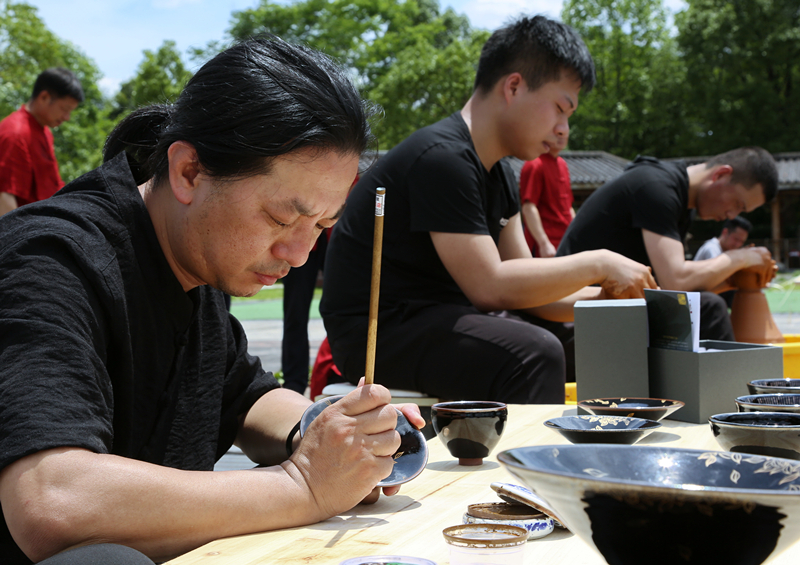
[578,397,684,422]
[431,401,507,465]
[748,379,800,395]
[499,444,800,565]
[736,394,800,414]
[710,412,800,460]
[544,415,661,445]
[462,502,555,540]
[299,394,428,487]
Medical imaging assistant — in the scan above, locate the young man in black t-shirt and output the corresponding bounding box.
[321,16,657,404]
[558,148,778,340]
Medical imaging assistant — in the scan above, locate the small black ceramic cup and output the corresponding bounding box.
[431,401,508,466]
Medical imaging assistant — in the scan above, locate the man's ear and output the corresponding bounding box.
[167,141,201,205]
[502,73,524,104]
[711,164,733,183]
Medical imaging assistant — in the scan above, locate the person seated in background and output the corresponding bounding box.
[0,38,422,565]
[520,131,574,257]
[693,216,753,307]
[694,216,752,261]
[320,15,656,406]
[0,67,83,216]
[558,147,777,340]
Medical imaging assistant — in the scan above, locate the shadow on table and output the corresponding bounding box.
[424,461,500,472]
[639,431,682,444]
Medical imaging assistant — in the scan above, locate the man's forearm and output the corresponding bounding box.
[0,448,324,563]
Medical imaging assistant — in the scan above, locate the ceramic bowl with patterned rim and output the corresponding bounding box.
[735,393,800,414]
[578,397,684,421]
[499,444,800,565]
[544,415,661,445]
[748,379,800,395]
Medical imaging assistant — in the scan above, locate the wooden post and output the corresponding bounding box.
[772,197,781,264]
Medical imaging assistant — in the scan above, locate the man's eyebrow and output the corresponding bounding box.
[290,198,346,221]
[564,94,575,110]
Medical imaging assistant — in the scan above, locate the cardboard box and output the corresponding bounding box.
[648,340,783,424]
[574,299,650,402]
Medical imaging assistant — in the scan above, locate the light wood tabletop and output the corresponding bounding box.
[166,404,800,565]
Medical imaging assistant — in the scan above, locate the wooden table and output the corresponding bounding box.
[167,405,800,565]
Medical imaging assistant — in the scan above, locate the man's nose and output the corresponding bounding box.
[272,234,315,268]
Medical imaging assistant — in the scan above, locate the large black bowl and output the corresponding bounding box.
[498,444,800,565]
[710,412,800,460]
[544,415,661,445]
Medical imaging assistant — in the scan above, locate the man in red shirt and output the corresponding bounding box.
[0,67,83,216]
[519,132,574,257]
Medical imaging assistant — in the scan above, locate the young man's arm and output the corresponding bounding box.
[642,229,772,291]
[521,202,556,257]
[0,385,409,563]
[430,212,656,316]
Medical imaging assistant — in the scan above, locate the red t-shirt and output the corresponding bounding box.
[0,105,63,206]
[519,153,573,255]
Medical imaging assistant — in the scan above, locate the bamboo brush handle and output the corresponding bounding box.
[365,187,386,385]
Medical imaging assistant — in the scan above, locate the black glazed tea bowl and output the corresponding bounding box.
[748,379,800,395]
[736,394,800,414]
[431,401,507,465]
[544,415,661,445]
[499,444,800,565]
[299,394,428,487]
[578,397,684,422]
[710,412,800,460]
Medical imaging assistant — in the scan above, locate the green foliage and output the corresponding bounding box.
[111,40,193,120]
[676,0,800,155]
[0,1,111,182]
[226,0,479,147]
[562,0,690,159]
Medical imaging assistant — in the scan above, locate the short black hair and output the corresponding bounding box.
[723,216,752,233]
[31,68,84,103]
[104,36,376,187]
[474,15,596,95]
[706,147,778,203]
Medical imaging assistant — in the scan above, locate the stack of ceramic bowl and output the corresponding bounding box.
[708,378,800,460]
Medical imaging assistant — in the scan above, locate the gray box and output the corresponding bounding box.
[648,340,783,424]
[574,299,650,402]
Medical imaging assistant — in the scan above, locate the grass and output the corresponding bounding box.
[230,285,322,321]
[766,271,800,313]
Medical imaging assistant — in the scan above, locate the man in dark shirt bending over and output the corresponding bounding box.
[321,15,656,405]
[0,39,421,565]
[557,148,778,340]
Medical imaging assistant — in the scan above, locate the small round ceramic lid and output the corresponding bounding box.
[339,556,436,565]
[442,523,527,548]
[490,482,566,527]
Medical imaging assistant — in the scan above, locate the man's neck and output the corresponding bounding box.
[22,101,46,128]
[685,163,710,210]
[461,93,505,172]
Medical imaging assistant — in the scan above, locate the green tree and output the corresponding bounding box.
[111,40,193,120]
[0,1,111,182]
[226,0,479,147]
[675,0,800,155]
[562,0,690,158]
